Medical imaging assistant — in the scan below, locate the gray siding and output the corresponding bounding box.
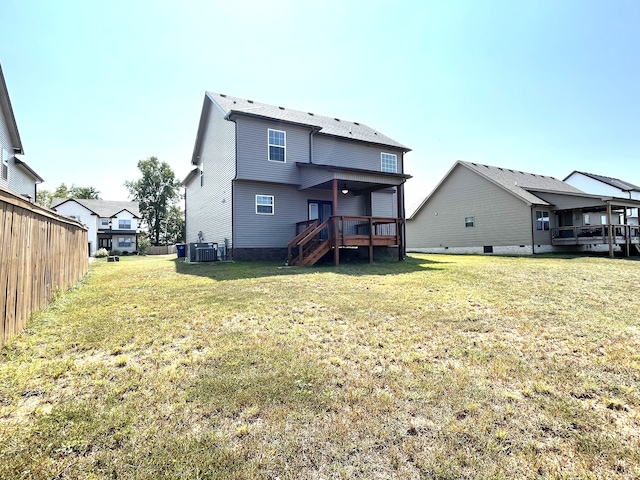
[185,101,236,247]
[313,135,405,173]
[233,180,365,248]
[371,190,397,217]
[235,116,310,185]
[407,164,532,248]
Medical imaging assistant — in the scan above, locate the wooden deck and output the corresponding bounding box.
[287,216,402,266]
[552,225,640,246]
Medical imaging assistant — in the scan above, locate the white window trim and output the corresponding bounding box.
[381,152,397,173]
[118,220,132,229]
[268,129,286,163]
[256,195,274,215]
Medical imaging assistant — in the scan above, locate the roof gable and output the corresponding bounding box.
[409,161,584,219]
[51,198,141,218]
[564,171,640,192]
[0,63,24,154]
[206,92,410,151]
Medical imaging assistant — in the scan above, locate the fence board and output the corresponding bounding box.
[0,186,88,348]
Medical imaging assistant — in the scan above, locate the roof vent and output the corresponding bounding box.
[220,94,226,97]
[247,100,254,103]
[308,112,314,116]
[354,122,360,125]
[279,106,285,110]
[233,100,236,104]
[335,118,340,121]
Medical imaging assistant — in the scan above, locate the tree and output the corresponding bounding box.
[124,156,181,246]
[162,205,185,245]
[36,183,101,208]
[69,185,100,199]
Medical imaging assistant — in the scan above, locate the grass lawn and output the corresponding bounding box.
[1,253,639,479]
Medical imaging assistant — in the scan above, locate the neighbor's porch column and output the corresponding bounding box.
[333,179,339,266]
[607,201,614,258]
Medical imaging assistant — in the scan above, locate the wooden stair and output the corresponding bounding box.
[287,219,332,266]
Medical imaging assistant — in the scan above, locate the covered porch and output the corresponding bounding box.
[288,164,411,266]
[547,196,640,257]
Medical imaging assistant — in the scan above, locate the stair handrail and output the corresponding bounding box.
[289,218,331,265]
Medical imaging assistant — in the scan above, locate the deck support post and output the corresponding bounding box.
[369,217,373,263]
[333,179,339,266]
[607,202,614,258]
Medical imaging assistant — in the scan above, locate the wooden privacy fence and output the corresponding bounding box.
[146,245,176,255]
[0,186,88,348]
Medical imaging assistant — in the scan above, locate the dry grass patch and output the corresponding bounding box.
[1,253,639,478]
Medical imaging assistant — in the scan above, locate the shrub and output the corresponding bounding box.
[110,250,123,256]
[94,248,109,258]
[137,236,151,255]
[121,251,129,256]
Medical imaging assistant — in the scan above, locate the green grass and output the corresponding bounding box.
[1,253,639,479]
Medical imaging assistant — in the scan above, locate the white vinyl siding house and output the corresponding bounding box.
[51,199,141,255]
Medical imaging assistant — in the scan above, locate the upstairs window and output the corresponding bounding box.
[101,218,109,227]
[256,195,274,215]
[381,153,397,173]
[119,219,131,229]
[536,211,550,230]
[268,129,286,162]
[465,216,474,227]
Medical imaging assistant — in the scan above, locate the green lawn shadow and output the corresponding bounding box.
[172,254,445,281]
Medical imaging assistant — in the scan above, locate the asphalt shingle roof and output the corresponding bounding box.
[461,161,584,205]
[51,198,141,218]
[207,92,410,151]
[567,171,640,192]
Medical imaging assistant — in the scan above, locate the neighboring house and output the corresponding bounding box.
[407,161,640,257]
[0,62,43,199]
[183,92,411,265]
[564,171,640,225]
[51,198,141,255]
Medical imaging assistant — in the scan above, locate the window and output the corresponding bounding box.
[118,237,132,247]
[536,211,550,230]
[268,129,286,162]
[465,216,474,227]
[101,219,109,227]
[256,195,274,215]
[381,153,397,173]
[583,214,590,225]
[119,219,131,229]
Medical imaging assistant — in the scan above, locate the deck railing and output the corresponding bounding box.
[288,216,401,265]
[552,224,640,245]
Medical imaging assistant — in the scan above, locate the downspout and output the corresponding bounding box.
[231,116,238,260]
[308,126,321,163]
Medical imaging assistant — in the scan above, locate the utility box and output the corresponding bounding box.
[195,247,217,262]
[188,242,218,262]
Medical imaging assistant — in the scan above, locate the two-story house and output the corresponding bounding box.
[51,198,141,255]
[564,171,640,225]
[0,62,44,199]
[183,92,412,266]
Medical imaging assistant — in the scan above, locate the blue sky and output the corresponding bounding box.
[2,0,639,213]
